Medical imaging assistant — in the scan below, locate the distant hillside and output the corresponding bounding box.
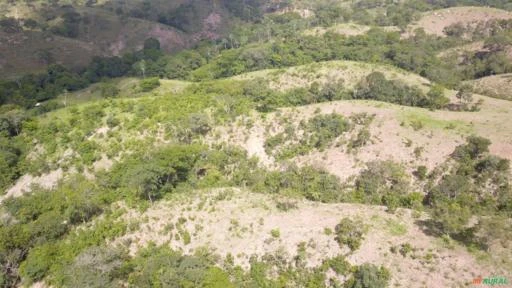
[0,0,278,78]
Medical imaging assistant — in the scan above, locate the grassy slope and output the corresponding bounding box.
[464,73,512,101]
[232,60,432,91]
[110,188,510,288]
[10,60,511,193]
[2,36,512,288]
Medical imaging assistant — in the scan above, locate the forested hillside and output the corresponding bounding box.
[0,0,511,287]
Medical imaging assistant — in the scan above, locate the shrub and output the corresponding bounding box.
[62,246,128,288]
[276,199,298,211]
[321,255,351,275]
[99,83,120,98]
[334,218,366,251]
[139,77,160,92]
[414,165,428,180]
[349,128,371,150]
[354,72,429,108]
[346,264,391,288]
[355,161,410,205]
[106,115,120,128]
[426,136,511,238]
[399,243,413,257]
[270,229,281,238]
[126,245,230,287]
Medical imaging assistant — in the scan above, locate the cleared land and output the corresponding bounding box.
[407,6,512,36]
[111,188,510,288]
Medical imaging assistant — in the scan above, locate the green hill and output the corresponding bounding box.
[1,1,512,287]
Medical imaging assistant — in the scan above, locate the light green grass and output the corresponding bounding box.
[399,110,474,134]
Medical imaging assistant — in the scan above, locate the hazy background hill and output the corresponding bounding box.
[0,0,286,78]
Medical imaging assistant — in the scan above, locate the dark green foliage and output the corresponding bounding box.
[414,165,428,180]
[62,246,128,288]
[425,137,511,238]
[222,0,264,21]
[108,145,203,201]
[453,136,491,161]
[354,161,410,205]
[0,135,24,191]
[306,113,350,150]
[256,165,343,203]
[265,113,351,160]
[126,245,230,287]
[314,2,346,27]
[84,57,131,82]
[163,50,207,79]
[139,77,160,92]
[144,38,161,51]
[0,176,107,285]
[0,108,26,137]
[0,17,22,33]
[50,10,82,38]
[334,218,366,251]
[321,255,351,275]
[354,72,436,108]
[346,264,391,288]
[0,64,88,108]
[99,83,120,98]
[426,85,450,110]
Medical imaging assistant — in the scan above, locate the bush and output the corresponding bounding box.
[257,165,343,203]
[354,72,429,108]
[62,246,128,288]
[349,128,371,149]
[139,77,161,92]
[334,218,366,251]
[346,264,391,288]
[321,255,351,275]
[414,165,428,180]
[126,245,231,287]
[425,136,511,238]
[354,161,410,205]
[265,113,351,160]
[99,83,120,98]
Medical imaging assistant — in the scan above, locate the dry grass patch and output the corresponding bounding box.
[111,188,508,288]
[464,73,512,101]
[407,6,512,37]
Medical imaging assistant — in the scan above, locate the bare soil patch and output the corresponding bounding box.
[408,7,512,36]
